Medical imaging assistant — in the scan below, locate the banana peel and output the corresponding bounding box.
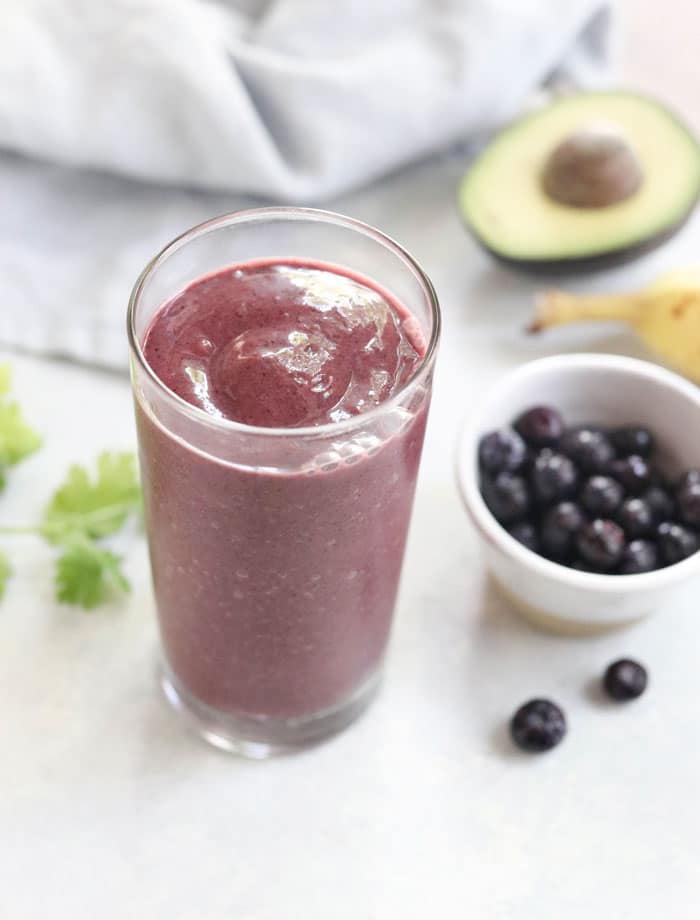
[530,270,700,383]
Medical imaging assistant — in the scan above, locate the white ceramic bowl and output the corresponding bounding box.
[457,354,700,633]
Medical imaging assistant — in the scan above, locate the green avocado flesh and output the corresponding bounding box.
[458,92,700,266]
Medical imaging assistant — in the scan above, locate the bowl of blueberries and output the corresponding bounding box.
[457,353,700,632]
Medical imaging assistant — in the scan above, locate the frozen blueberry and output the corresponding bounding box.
[603,659,648,701]
[576,519,625,571]
[642,485,675,523]
[481,472,530,524]
[617,497,654,539]
[478,428,527,475]
[677,469,700,491]
[608,455,652,495]
[507,521,539,553]
[580,475,624,517]
[676,481,700,528]
[560,427,615,473]
[619,539,659,574]
[540,501,585,559]
[510,699,567,753]
[657,522,699,565]
[514,406,564,448]
[610,426,654,458]
[531,450,578,504]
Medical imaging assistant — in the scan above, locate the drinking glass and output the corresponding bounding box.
[128,208,440,756]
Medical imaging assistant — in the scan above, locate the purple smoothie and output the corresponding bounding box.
[138,259,429,719]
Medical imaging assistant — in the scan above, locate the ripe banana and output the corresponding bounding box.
[530,269,700,383]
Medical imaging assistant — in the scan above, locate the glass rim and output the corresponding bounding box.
[127,206,441,439]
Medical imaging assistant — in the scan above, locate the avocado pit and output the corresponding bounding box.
[542,122,644,208]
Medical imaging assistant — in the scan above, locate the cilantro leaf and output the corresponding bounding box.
[0,400,42,467]
[0,552,11,600]
[0,364,10,396]
[0,364,41,480]
[0,444,140,612]
[43,452,141,543]
[55,538,130,609]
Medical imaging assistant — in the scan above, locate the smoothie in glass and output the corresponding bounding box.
[128,209,439,755]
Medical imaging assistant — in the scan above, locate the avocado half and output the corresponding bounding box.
[458,92,700,271]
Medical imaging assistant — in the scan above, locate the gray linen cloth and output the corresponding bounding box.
[0,0,612,367]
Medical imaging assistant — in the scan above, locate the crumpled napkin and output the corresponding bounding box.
[1,0,612,200]
[0,0,613,370]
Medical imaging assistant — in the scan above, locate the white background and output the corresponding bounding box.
[2,148,700,917]
[3,3,700,914]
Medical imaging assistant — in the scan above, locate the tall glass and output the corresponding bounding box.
[128,208,440,756]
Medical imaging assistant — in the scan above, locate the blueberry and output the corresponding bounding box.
[609,426,654,458]
[560,427,615,473]
[642,485,675,523]
[677,469,700,491]
[570,559,598,573]
[617,497,654,539]
[540,501,585,559]
[648,466,673,489]
[603,659,648,701]
[510,699,567,753]
[676,481,700,528]
[514,406,564,448]
[657,521,699,565]
[481,472,530,524]
[580,475,624,517]
[608,455,651,495]
[507,521,539,553]
[576,519,626,571]
[478,427,527,475]
[530,450,578,504]
[619,539,659,574]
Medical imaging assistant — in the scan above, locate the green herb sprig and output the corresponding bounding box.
[0,365,141,609]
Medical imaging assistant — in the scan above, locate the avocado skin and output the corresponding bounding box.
[463,203,697,276]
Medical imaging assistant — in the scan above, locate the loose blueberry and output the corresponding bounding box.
[510,699,567,753]
[676,481,700,528]
[514,406,564,448]
[560,427,615,473]
[576,519,626,571]
[481,472,530,524]
[657,521,699,565]
[507,521,539,553]
[478,428,527,475]
[608,455,652,495]
[580,475,624,517]
[610,426,654,458]
[619,539,659,574]
[642,485,675,523]
[617,497,654,539]
[603,659,648,701]
[540,501,585,559]
[531,450,578,504]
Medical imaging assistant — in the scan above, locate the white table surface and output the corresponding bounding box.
[2,150,700,920]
